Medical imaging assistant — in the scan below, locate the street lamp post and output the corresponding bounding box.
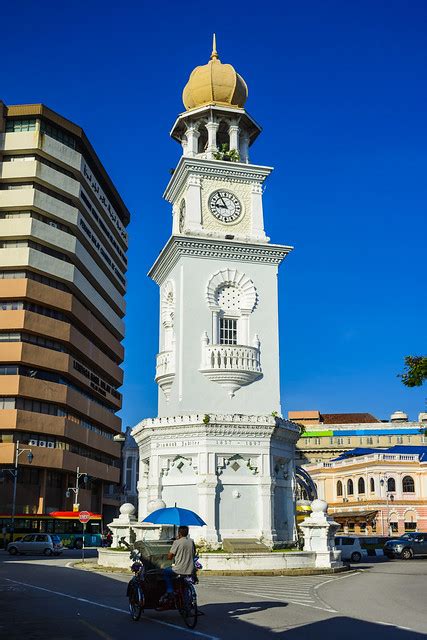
[379,475,393,536]
[66,467,88,511]
[4,440,34,544]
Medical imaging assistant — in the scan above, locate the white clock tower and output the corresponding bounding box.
[133,38,300,546]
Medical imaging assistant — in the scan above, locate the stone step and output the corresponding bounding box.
[222,538,270,553]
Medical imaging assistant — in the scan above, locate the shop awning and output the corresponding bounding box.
[330,510,378,522]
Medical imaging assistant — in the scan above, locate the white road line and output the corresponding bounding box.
[376,621,418,632]
[4,578,220,640]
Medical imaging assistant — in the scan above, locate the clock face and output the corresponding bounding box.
[179,199,186,233]
[209,190,242,223]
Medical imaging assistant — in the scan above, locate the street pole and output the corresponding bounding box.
[8,440,33,544]
[10,440,20,544]
[82,522,86,563]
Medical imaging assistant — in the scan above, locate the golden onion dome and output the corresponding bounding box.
[182,35,248,111]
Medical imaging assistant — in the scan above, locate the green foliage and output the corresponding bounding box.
[213,143,240,162]
[400,356,427,387]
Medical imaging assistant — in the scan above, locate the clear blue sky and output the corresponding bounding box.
[2,0,426,424]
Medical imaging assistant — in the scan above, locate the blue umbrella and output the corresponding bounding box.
[142,506,206,527]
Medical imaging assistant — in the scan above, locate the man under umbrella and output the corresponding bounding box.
[158,525,196,606]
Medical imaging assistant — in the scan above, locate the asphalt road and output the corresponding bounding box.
[0,550,426,639]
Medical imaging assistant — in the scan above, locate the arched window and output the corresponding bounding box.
[387,477,396,492]
[402,476,415,493]
[347,479,354,495]
[206,270,257,346]
[337,480,343,497]
[358,477,365,494]
[370,478,375,493]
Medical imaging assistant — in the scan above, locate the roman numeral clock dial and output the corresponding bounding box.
[209,190,242,223]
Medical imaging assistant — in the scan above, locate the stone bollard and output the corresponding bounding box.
[299,499,343,568]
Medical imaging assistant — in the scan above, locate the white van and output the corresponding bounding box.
[334,536,368,563]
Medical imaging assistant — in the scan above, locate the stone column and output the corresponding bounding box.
[185,124,200,157]
[239,131,250,163]
[258,479,277,546]
[206,121,219,158]
[137,458,149,520]
[228,123,240,153]
[185,175,203,231]
[197,475,219,546]
[251,183,267,240]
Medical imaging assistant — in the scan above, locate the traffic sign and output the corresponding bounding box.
[78,511,91,524]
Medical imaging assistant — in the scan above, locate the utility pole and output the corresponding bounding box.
[66,467,88,511]
[4,441,34,543]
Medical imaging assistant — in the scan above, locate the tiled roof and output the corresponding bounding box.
[321,413,380,424]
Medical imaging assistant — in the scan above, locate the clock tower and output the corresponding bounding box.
[133,38,299,546]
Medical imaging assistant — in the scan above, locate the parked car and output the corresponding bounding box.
[383,532,427,559]
[7,533,63,556]
[334,536,369,563]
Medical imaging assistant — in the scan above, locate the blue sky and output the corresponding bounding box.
[2,0,426,423]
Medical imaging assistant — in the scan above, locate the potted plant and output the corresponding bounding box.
[213,143,240,162]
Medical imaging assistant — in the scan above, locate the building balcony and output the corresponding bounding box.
[155,350,175,400]
[200,343,262,398]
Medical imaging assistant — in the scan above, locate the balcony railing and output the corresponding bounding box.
[200,343,262,398]
[155,350,175,401]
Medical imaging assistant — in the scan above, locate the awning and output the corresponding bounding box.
[330,510,378,522]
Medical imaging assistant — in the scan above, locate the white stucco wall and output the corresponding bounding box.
[157,254,282,417]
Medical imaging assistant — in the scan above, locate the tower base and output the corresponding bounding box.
[132,413,300,547]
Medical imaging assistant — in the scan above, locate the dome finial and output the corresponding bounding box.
[210,33,219,60]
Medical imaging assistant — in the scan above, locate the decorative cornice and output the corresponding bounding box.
[164,156,273,204]
[132,413,300,444]
[148,236,293,285]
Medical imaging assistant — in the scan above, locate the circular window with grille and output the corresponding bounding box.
[216,285,241,313]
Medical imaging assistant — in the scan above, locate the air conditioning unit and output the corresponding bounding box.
[38,440,47,447]
[29,439,38,446]
[46,441,55,449]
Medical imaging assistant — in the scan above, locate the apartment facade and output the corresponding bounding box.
[290,410,427,466]
[306,446,427,536]
[0,102,129,515]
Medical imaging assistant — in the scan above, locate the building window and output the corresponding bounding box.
[404,521,417,531]
[314,438,321,445]
[370,477,375,492]
[366,437,373,445]
[358,477,365,494]
[360,522,367,532]
[396,436,403,444]
[219,317,237,345]
[390,521,399,533]
[402,476,415,493]
[387,477,396,492]
[348,522,355,532]
[40,120,77,150]
[347,479,354,495]
[337,480,343,497]
[6,118,37,132]
[336,437,344,445]
[371,521,377,532]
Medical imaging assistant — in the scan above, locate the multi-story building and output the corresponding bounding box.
[0,102,129,515]
[306,446,427,536]
[103,426,139,519]
[290,409,427,465]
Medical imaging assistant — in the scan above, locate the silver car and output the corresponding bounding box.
[7,533,63,556]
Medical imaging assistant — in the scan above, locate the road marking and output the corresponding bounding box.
[376,621,418,633]
[5,578,220,640]
[79,619,114,640]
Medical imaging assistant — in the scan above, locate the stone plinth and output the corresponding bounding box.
[107,502,173,548]
[300,499,342,569]
[132,413,300,546]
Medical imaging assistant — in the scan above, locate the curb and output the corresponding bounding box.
[69,560,351,578]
